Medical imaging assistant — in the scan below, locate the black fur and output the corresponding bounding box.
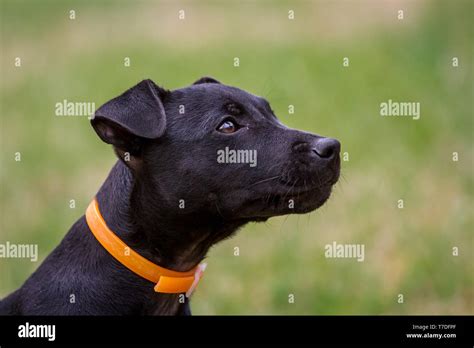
[0,78,340,315]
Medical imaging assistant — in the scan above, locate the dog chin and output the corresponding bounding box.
[238,184,334,221]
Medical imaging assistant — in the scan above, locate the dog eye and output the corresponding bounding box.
[217,119,238,134]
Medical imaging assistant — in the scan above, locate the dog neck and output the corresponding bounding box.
[91,161,245,314]
[95,161,244,272]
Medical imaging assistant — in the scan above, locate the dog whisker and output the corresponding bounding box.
[248,175,280,187]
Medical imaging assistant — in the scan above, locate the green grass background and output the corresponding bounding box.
[0,0,472,314]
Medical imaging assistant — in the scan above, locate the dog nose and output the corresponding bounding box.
[312,137,340,159]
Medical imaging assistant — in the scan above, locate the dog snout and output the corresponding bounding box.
[312,137,340,160]
[292,137,341,161]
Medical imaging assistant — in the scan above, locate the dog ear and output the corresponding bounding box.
[193,76,221,85]
[91,79,167,157]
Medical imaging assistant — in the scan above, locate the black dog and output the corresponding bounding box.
[0,77,340,315]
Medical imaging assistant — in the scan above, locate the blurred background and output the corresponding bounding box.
[0,0,472,314]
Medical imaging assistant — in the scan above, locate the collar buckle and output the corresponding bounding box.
[186,263,207,298]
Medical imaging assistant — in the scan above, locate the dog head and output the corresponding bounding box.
[92,78,340,224]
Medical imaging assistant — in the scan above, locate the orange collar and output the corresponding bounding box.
[85,198,206,297]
